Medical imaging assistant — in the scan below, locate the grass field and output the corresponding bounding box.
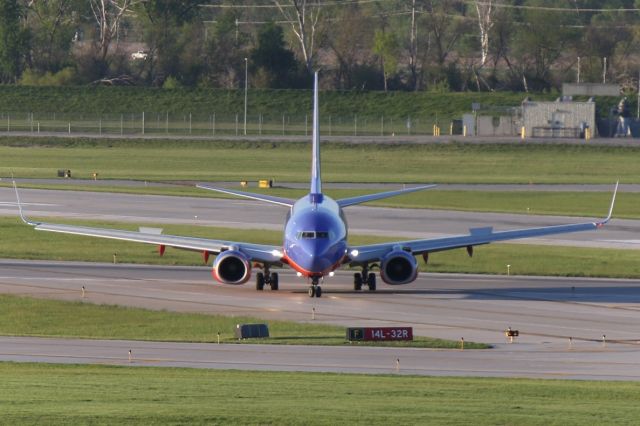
[1,138,638,184]
[0,85,543,118]
[1,217,639,278]
[0,294,486,349]
[2,362,640,425]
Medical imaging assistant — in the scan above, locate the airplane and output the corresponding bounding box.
[14,72,618,298]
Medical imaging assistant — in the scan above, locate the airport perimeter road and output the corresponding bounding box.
[1,260,640,380]
[0,188,638,249]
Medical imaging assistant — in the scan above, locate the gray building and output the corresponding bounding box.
[522,99,595,138]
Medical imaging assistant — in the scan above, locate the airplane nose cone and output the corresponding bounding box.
[297,241,345,274]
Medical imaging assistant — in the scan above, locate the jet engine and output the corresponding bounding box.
[212,250,251,284]
[380,249,418,285]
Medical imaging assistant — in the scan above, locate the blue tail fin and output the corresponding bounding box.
[310,72,322,203]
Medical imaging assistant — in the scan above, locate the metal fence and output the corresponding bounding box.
[0,112,450,137]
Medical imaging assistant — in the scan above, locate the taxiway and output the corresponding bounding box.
[0,187,638,249]
[0,260,639,380]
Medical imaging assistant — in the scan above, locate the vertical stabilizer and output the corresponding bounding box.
[310,72,322,202]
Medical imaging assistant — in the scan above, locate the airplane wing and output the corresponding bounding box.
[13,183,283,265]
[348,182,618,264]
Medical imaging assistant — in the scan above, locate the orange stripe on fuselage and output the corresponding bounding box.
[282,252,322,278]
[282,251,345,279]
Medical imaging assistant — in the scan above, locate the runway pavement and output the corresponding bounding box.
[1,185,639,379]
[1,260,639,380]
[6,177,640,192]
[1,187,638,249]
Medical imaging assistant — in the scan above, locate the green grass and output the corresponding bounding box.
[0,294,483,349]
[0,85,542,118]
[0,138,637,184]
[1,217,638,278]
[2,362,640,425]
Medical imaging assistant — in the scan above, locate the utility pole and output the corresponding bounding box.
[409,0,417,90]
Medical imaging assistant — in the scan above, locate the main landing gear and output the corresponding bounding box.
[256,266,279,291]
[308,277,322,298]
[353,265,376,292]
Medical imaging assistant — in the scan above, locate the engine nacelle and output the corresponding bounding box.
[380,249,418,285]
[212,250,251,285]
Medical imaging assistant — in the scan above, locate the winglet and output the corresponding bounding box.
[598,181,618,226]
[12,180,38,226]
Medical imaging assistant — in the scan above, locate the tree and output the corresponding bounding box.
[202,10,248,88]
[273,0,322,74]
[250,22,298,88]
[23,0,80,74]
[510,0,579,91]
[474,0,495,68]
[578,9,635,86]
[324,4,374,89]
[136,0,203,85]
[422,0,467,67]
[89,0,144,62]
[420,0,469,90]
[373,29,399,92]
[0,0,26,82]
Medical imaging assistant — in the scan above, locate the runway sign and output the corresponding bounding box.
[346,327,413,342]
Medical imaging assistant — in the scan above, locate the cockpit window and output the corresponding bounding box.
[297,231,329,239]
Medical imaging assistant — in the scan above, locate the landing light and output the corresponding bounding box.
[296,272,303,277]
[271,249,283,258]
[329,271,335,277]
[350,249,359,258]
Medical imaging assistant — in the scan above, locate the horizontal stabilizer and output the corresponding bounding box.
[197,184,295,207]
[337,184,436,208]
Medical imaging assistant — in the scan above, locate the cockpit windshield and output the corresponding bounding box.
[297,231,330,239]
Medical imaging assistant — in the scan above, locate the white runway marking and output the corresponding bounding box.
[0,201,56,206]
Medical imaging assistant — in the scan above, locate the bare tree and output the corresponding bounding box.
[272,0,322,74]
[474,0,494,68]
[89,0,143,61]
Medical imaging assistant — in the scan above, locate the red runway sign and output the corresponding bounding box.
[346,327,413,342]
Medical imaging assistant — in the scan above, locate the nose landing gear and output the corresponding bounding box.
[308,277,322,298]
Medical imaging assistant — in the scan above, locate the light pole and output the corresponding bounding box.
[244,57,248,136]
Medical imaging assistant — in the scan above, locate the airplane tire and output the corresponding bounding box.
[256,272,265,291]
[367,273,376,291]
[353,273,363,291]
[315,286,322,298]
[308,286,315,297]
[270,273,279,290]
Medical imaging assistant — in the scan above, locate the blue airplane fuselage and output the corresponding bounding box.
[283,194,348,277]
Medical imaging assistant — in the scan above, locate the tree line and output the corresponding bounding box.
[1,0,639,92]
